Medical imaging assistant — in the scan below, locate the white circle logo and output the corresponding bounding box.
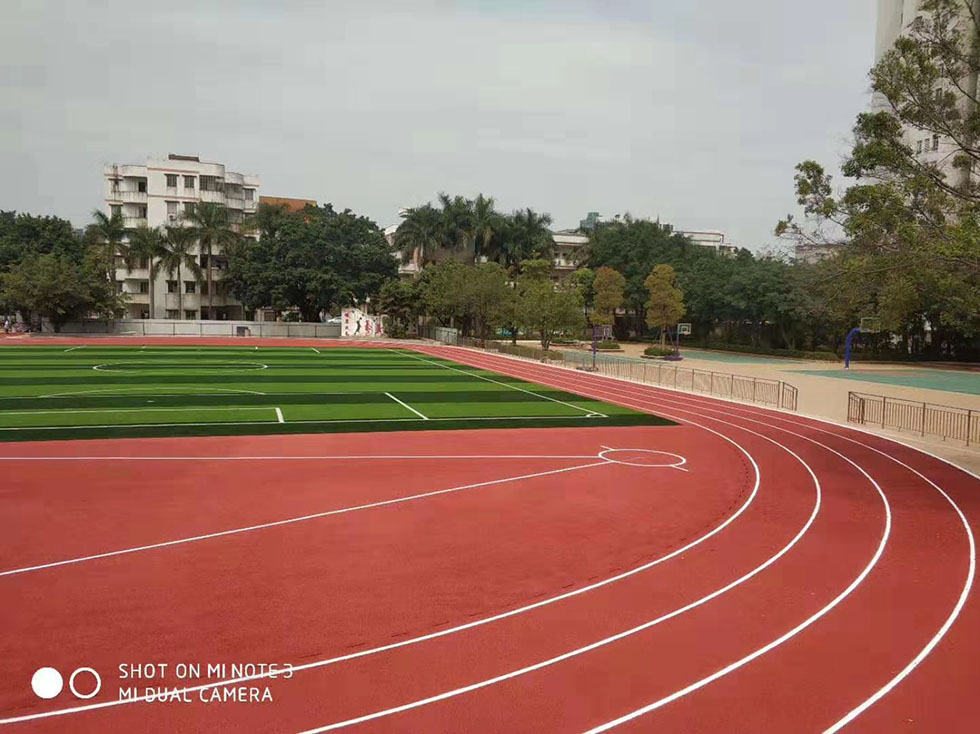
[31,667,63,699]
[69,667,102,699]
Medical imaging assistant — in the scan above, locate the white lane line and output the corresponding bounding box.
[442,347,960,731]
[296,386,893,732]
[63,345,84,353]
[312,347,320,354]
[275,407,285,424]
[396,349,606,418]
[0,461,608,579]
[0,414,764,725]
[386,392,428,420]
[0,453,603,462]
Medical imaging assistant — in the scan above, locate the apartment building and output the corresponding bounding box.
[104,154,259,320]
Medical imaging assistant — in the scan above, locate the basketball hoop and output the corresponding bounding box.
[859,317,881,334]
[677,323,692,336]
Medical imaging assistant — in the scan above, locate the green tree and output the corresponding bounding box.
[157,226,203,319]
[567,267,595,316]
[126,225,165,318]
[470,194,502,262]
[394,204,444,270]
[498,208,553,272]
[0,210,81,272]
[0,252,118,331]
[376,279,422,337]
[644,264,686,347]
[182,202,238,319]
[591,266,626,327]
[516,261,585,349]
[85,209,127,281]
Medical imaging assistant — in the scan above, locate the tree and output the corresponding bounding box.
[85,209,127,281]
[376,279,421,337]
[224,204,396,322]
[0,210,81,272]
[157,226,202,320]
[437,193,475,257]
[515,260,585,349]
[0,252,119,331]
[591,266,626,328]
[498,208,553,272]
[567,267,595,316]
[644,264,686,347]
[394,204,444,270]
[470,194,502,262]
[182,202,238,319]
[126,225,165,318]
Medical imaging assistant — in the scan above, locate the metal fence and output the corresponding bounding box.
[427,332,798,411]
[848,391,980,447]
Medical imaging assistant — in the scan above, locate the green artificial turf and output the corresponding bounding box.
[0,345,674,442]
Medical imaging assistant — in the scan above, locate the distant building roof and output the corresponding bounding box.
[259,196,316,213]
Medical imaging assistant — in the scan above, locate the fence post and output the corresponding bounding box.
[922,402,927,437]
[881,397,887,429]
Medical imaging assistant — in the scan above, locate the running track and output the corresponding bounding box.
[0,340,977,732]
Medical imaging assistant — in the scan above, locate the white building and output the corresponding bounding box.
[104,154,259,320]
[675,229,738,255]
[873,1,972,182]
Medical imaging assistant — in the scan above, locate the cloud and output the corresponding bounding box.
[1,0,875,249]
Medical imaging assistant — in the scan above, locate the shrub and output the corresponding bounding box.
[595,340,621,350]
[644,345,676,357]
[492,342,565,361]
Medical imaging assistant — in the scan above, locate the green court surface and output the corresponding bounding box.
[679,348,807,365]
[0,345,673,442]
[791,367,980,396]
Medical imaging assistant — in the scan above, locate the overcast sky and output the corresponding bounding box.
[1,0,876,250]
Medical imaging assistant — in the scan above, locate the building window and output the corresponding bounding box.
[137,180,147,193]
[166,201,179,219]
[165,309,179,319]
[184,310,197,320]
[183,176,195,189]
[110,179,119,192]
[916,140,923,154]
[184,281,196,294]
[166,174,178,188]
[200,281,209,296]
[933,134,940,151]
[137,257,149,269]
[138,205,147,218]
[110,204,122,218]
[200,254,209,268]
[139,310,149,319]
[184,202,196,215]
[244,188,254,201]
[139,281,149,294]
[116,281,124,293]
[167,280,178,293]
[200,175,223,192]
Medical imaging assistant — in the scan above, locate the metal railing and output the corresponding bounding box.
[847,391,980,447]
[423,328,798,411]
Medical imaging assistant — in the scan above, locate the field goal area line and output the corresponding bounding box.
[392,348,606,418]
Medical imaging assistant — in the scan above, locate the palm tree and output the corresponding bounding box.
[437,193,475,259]
[182,202,237,319]
[126,226,165,318]
[393,205,443,270]
[86,209,127,281]
[470,193,501,262]
[502,208,554,272]
[158,226,202,320]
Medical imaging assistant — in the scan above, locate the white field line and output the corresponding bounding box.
[275,407,285,423]
[395,349,605,418]
[0,414,601,432]
[312,347,320,354]
[0,461,608,579]
[0,406,272,417]
[439,346,969,731]
[386,392,428,420]
[0,412,765,725]
[35,387,267,398]
[63,345,85,352]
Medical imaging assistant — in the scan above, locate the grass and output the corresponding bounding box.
[0,345,674,442]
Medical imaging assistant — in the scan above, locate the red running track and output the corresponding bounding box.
[0,342,977,733]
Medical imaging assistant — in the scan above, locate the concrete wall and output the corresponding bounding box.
[47,319,342,338]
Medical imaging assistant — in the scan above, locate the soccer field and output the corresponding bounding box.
[0,344,672,441]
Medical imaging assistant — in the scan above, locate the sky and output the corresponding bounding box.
[1,0,877,251]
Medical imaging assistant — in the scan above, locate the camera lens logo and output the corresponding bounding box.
[31,667,101,700]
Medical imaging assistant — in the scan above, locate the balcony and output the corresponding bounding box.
[226,195,245,209]
[123,217,147,229]
[200,189,226,204]
[244,199,257,212]
[121,292,150,304]
[113,190,147,203]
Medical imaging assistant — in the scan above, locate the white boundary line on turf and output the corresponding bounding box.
[442,345,974,732]
[35,387,268,398]
[394,348,606,418]
[386,392,428,420]
[63,345,85,352]
[275,407,285,423]
[91,360,268,374]
[0,461,608,579]
[0,413,766,725]
[0,406,273,417]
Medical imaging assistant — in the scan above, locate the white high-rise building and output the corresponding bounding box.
[103,154,259,320]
